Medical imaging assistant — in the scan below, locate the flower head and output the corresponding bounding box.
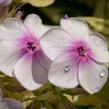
[41,18,109,94]
[0,14,51,90]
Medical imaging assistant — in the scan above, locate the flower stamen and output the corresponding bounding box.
[26,41,40,52]
[77,46,86,57]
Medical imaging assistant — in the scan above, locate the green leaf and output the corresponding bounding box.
[93,0,107,18]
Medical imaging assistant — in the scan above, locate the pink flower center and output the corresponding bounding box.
[26,41,40,52]
[77,46,86,57]
[18,33,41,55]
[68,40,94,65]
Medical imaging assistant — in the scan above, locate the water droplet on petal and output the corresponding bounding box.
[99,70,105,78]
[64,65,70,73]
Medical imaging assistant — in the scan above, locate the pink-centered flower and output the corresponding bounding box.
[0,14,51,90]
[41,18,109,94]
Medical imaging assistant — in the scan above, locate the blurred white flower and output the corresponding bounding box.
[0,88,24,109]
[0,98,24,109]
[41,17,109,94]
[0,14,51,90]
[0,0,12,6]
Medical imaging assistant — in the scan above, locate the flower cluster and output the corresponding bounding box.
[0,14,109,94]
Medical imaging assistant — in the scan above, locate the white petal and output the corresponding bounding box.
[0,40,21,76]
[48,53,78,88]
[78,61,108,94]
[94,51,109,63]
[41,28,72,60]
[2,18,25,31]
[0,18,25,40]
[24,14,50,38]
[38,51,51,70]
[91,44,109,63]
[32,53,50,84]
[14,53,42,90]
[0,98,24,109]
[89,32,108,51]
[0,0,4,5]
[0,0,12,6]
[0,26,22,41]
[60,18,89,39]
[3,0,12,6]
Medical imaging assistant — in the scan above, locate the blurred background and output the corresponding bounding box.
[17,0,109,24]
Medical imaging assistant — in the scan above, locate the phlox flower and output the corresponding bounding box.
[0,98,24,109]
[41,17,109,94]
[0,0,12,6]
[0,14,51,90]
[0,88,23,109]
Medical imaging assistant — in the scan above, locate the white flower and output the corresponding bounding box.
[41,18,109,94]
[0,88,23,109]
[0,14,51,90]
[0,98,24,109]
[0,0,12,6]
